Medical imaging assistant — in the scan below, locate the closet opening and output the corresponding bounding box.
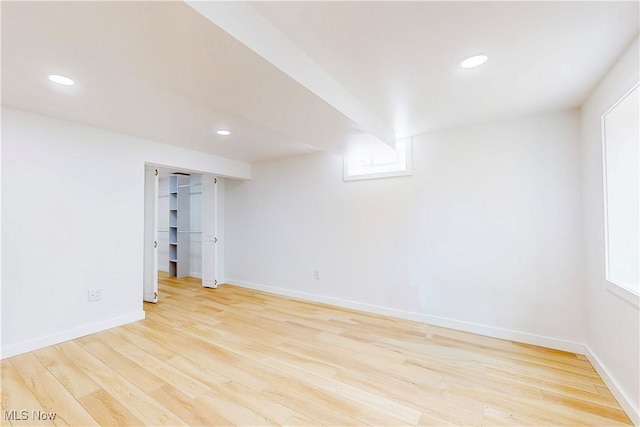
[143,165,223,304]
[161,172,201,281]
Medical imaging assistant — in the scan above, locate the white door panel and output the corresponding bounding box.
[202,176,217,288]
[143,165,159,302]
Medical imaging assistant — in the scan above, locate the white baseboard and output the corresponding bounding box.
[1,311,145,359]
[585,347,640,426]
[225,279,584,354]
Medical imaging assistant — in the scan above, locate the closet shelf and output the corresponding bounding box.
[168,174,190,278]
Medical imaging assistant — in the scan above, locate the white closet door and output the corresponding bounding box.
[143,165,159,302]
[202,176,217,288]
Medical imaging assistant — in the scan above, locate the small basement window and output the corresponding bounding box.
[344,138,412,181]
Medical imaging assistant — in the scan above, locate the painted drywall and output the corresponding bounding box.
[581,37,640,423]
[1,107,250,358]
[225,109,585,351]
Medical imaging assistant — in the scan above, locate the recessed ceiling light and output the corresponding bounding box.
[459,55,488,69]
[48,74,74,86]
[216,129,231,136]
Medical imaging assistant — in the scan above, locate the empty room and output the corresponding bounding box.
[1,1,639,426]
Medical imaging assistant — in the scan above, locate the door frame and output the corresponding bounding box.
[143,165,223,303]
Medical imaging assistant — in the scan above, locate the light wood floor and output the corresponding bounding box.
[1,274,632,426]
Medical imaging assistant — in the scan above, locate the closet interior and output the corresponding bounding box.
[158,172,203,279]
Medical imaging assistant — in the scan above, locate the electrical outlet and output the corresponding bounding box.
[314,270,320,280]
[88,289,102,302]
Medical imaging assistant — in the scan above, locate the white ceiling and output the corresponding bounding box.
[248,1,639,137]
[2,1,638,164]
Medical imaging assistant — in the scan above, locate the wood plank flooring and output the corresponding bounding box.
[1,273,632,426]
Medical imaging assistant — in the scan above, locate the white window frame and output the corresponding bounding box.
[344,137,412,181]
[601,82,640,307]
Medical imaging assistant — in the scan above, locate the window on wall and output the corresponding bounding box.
[344,138,412,181]
[602,83,639,303]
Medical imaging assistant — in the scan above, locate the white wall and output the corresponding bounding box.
[581,37,640,424]
[1,107,250,358]
[225,109,585,351]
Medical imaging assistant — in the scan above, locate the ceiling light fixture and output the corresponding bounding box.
[216,129,231,136]
[48,74,74,86]
[459,55,488,69]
